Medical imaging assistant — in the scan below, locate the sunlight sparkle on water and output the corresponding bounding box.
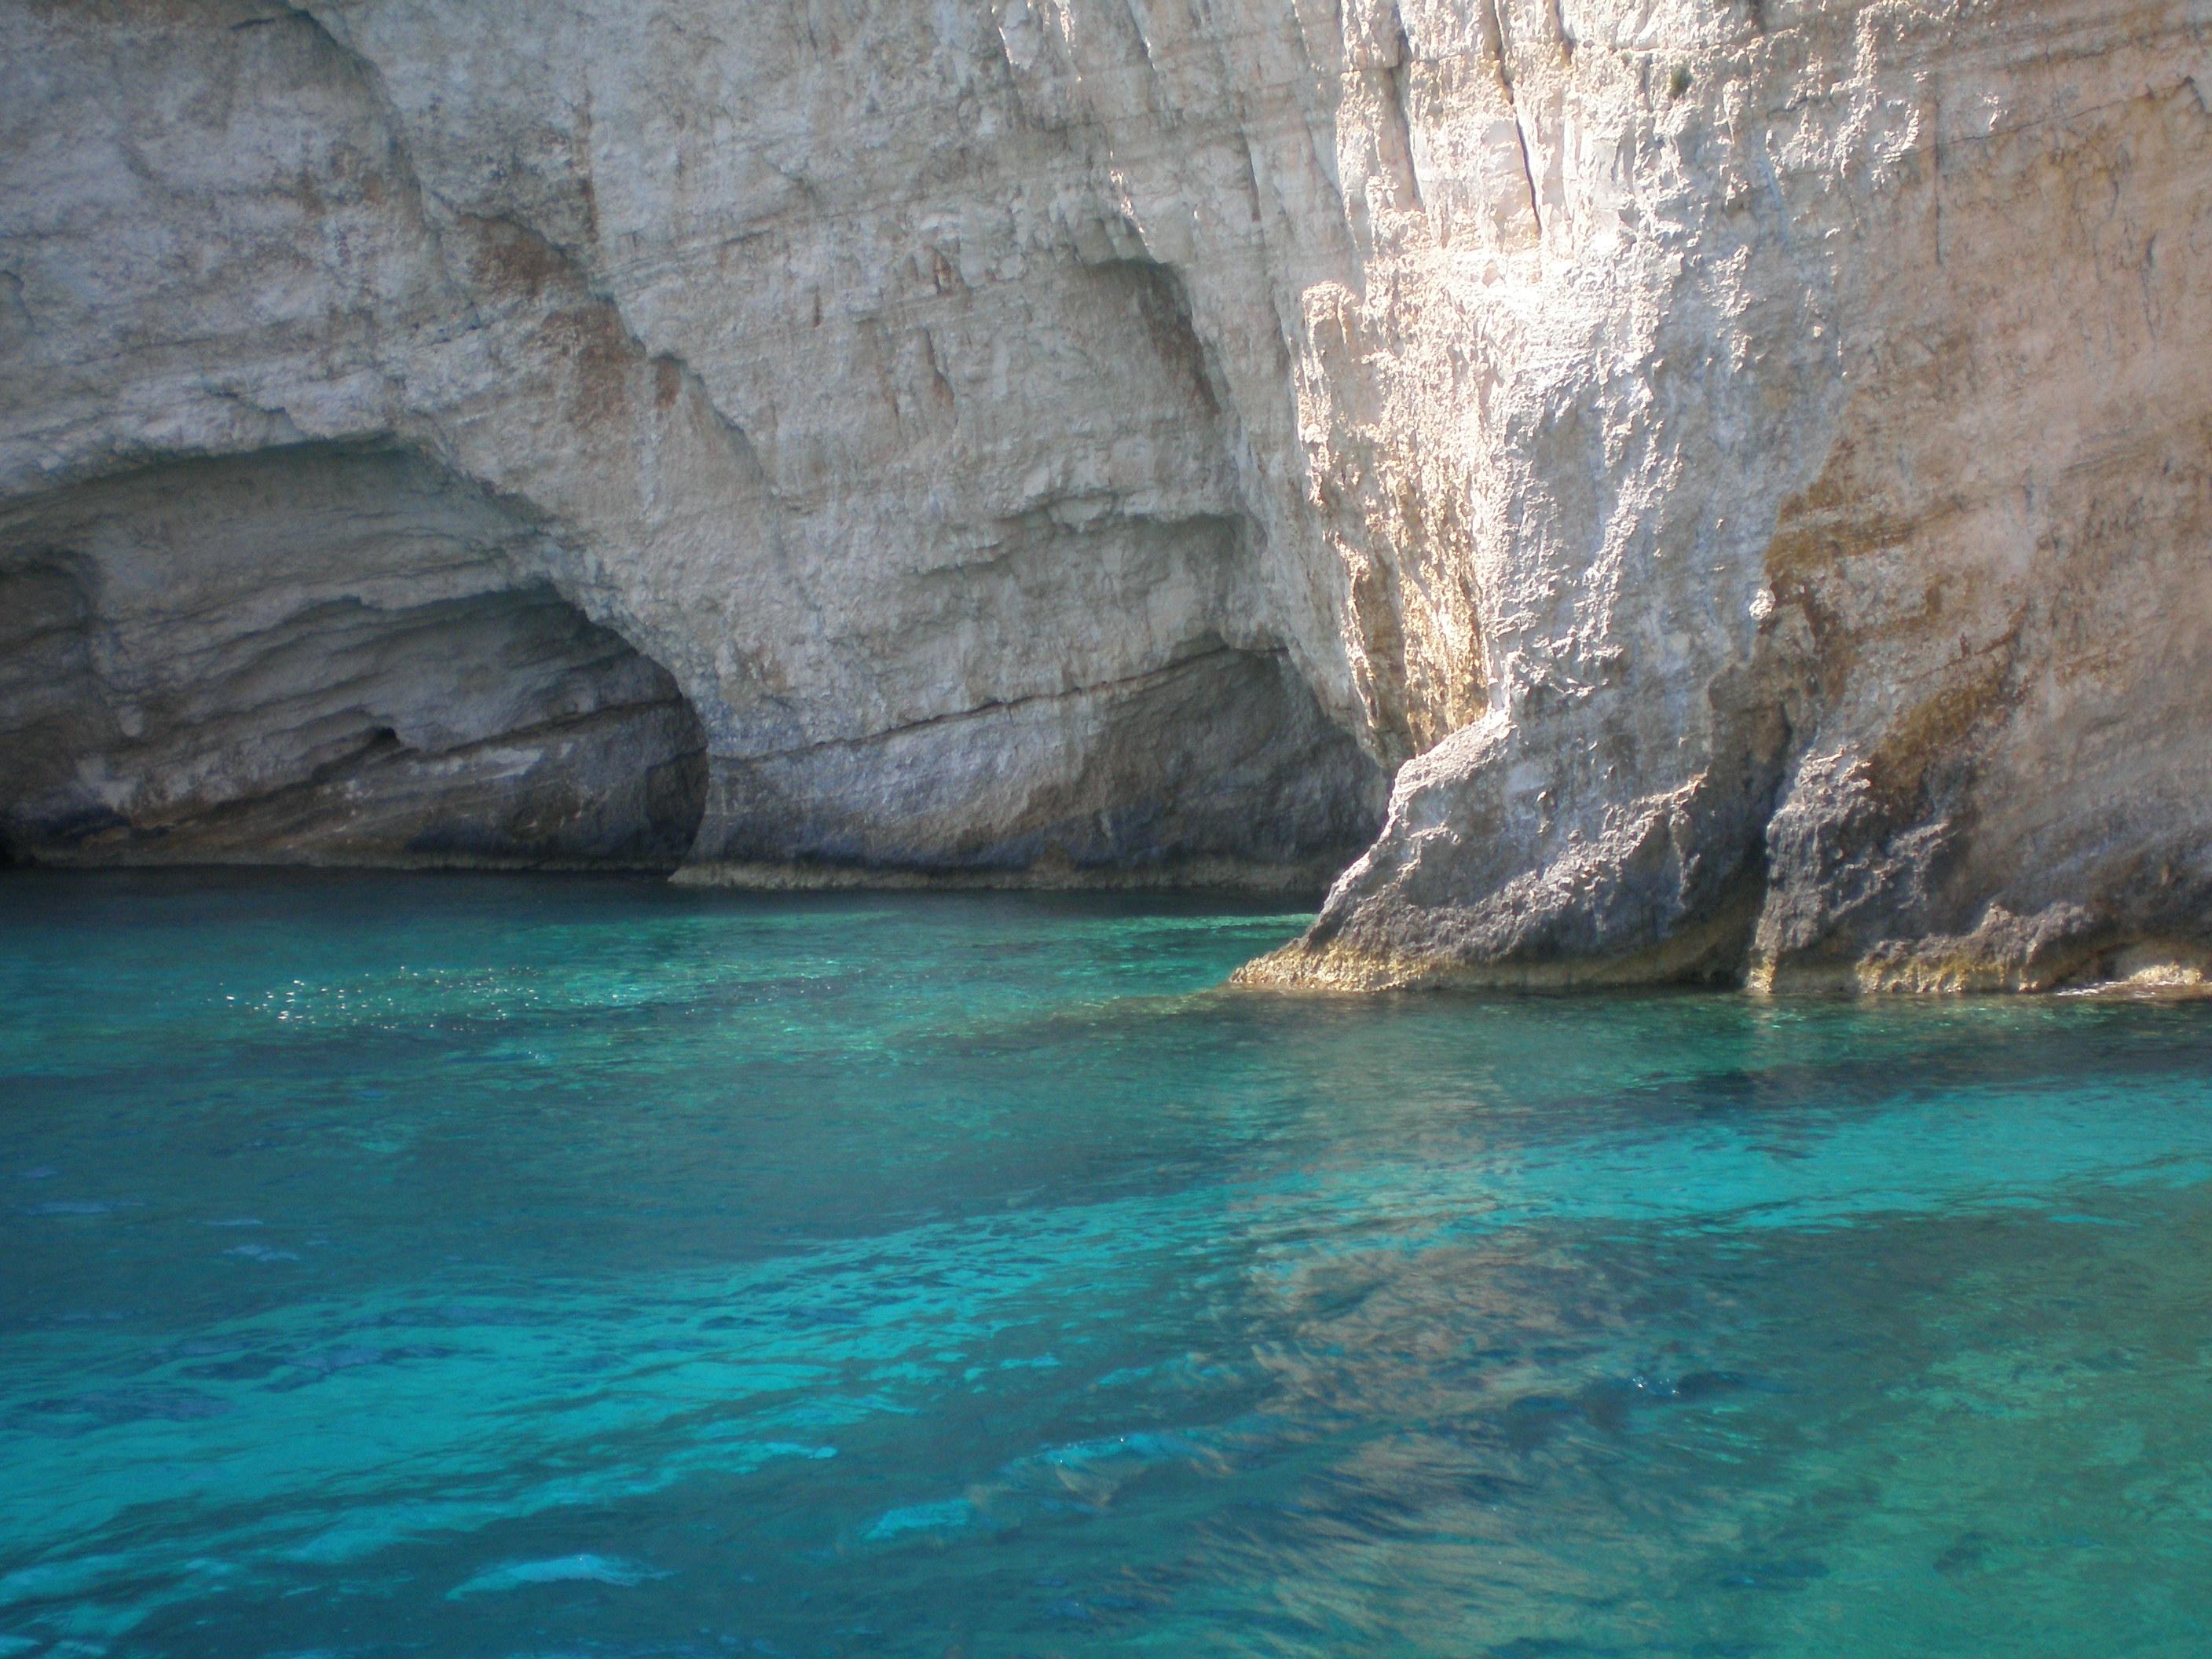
[3,873,2210,1657]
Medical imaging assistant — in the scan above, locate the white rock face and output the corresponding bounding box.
[0,0,1386,878]
[3,0,2208,986]
[1229,0,2212,991]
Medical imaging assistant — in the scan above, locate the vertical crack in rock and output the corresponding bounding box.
[1383,21,1425,215]
[1479,0,1543,240]
[679,233,1390,887]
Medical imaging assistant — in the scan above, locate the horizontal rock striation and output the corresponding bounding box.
[0,445,708,866]
[4,0,2208,986]
[0,0,1389,883]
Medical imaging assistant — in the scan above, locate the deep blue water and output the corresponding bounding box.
[2,872,2210,1658]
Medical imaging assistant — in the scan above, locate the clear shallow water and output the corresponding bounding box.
[2,873,2210,1659]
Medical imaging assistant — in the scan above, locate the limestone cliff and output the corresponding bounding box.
[3,0,2207,988]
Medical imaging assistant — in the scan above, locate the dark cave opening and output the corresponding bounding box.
[0,447,708,870]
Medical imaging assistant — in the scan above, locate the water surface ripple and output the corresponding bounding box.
[2,873,2208,1657]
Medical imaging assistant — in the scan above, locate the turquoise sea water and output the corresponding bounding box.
[2,873,2210,1658]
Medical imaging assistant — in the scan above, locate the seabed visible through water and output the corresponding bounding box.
[2,871,2209,1657]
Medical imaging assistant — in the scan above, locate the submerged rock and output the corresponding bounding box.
[2,0,2207,984]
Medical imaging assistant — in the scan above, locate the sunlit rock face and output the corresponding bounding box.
[1221,0,2212,991]
[3,0,2207,980]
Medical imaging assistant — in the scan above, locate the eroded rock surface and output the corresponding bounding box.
[1231,0,2212,991]
[0,444,708,865]
[0,0,1387,881]
[4,0,2207,985]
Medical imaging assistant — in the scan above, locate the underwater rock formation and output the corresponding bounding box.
[3,0,2207,983]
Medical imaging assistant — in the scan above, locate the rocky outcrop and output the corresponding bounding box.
[4,0,2208,987]
[1233,0,2212,992]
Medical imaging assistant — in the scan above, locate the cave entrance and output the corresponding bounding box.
[0,445,706,869]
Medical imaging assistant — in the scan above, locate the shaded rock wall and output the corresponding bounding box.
[0,0,1388,882]
[0,445,706,865]
[4,0,2208,986]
